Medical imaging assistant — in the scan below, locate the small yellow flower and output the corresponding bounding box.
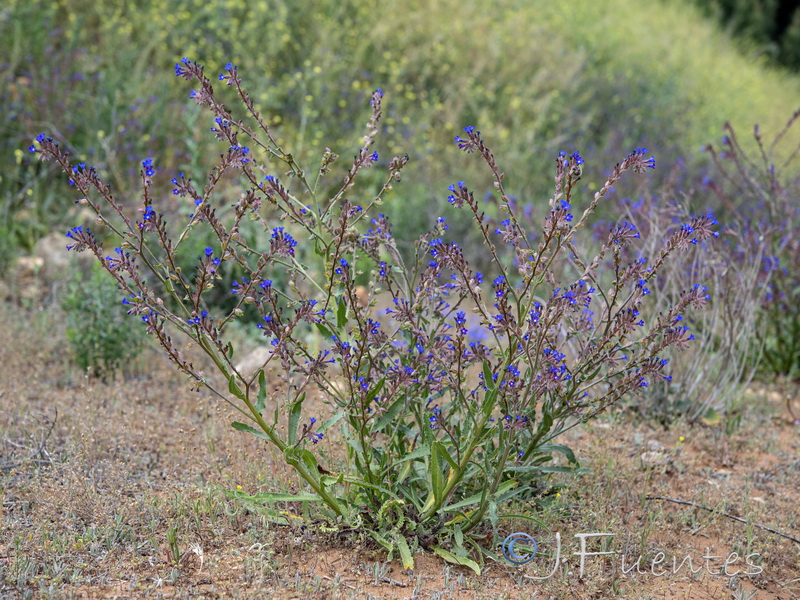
[679,436,685,442]
[556,492,561,498]
[236,485,243,490]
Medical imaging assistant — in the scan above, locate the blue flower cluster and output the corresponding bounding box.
[270,227,298,257]
[142,157,155,177]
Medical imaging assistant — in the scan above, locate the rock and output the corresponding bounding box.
[34,231,84,282]
[645,439,665,452]
[640,450,669,467]
[12,255,45,303]
[234,347,272,379]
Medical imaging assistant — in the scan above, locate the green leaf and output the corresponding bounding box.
[498,513,550,530]
[372,394,404,433]
[432,440,458,471]
[443,479,518,512]
[701,407,721,426]
[319,473,344,487]
[340,475,399,499]
[496,484,527,505]
[231,421,271,443]
[288,392,306,445]
[319,409,345,433]
[433,547,480,575]
[315,322,333,339]
[531,455,554,465]
[396,444,431,463]
[336,298,348,328]
[396,442,430,486]
[397,461,413,487]
[482,385,498,419]
[225,489,321,503]
[537,443,578,464]
[365,377,386,404]
[538,410,554,437]
[504,465,550,473]
[345,436,364,456]
[488,499,498,530]
[393,533,415,570]
[368,530,393,552]
[430,441,443,505]
[477,545,504,563]
[454,527,464,550]
[284,447,319,477]
[538,465,589,474]
[228,375,246,400]
[482,361,495,391]
[256,369,267,414]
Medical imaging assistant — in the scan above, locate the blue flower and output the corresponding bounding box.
[174,57,191,77]
[30,133,52,153]
[270,227,298,257]
[142,157,155,177]
[66,225,83,238]
[634,148,656,169]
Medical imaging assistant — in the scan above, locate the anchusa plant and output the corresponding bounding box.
[614,191,764,424]
[702,112,800,382]
[30,60,717,571]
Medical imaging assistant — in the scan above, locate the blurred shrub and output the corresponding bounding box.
[63,262,145,379]
[690,0,800,69]
[601,112,800,421]
[2,0,799,269]
[701,112,800,380]
[613,192,765,423]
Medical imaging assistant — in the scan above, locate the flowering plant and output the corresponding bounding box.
[31,60,717,570]
[703,113,800,382]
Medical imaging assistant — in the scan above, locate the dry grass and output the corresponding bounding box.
[1,303,798,600]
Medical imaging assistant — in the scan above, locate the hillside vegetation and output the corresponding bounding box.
[2,0,798,260]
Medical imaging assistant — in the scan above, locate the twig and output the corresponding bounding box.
[379,576,408,587]
[322,575,357,590]
[645,496,800,544]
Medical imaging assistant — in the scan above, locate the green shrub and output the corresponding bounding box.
[63,262,145,379]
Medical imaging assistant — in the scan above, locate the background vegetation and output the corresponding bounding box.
[2,0,799,269]
[691,0,800,69]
